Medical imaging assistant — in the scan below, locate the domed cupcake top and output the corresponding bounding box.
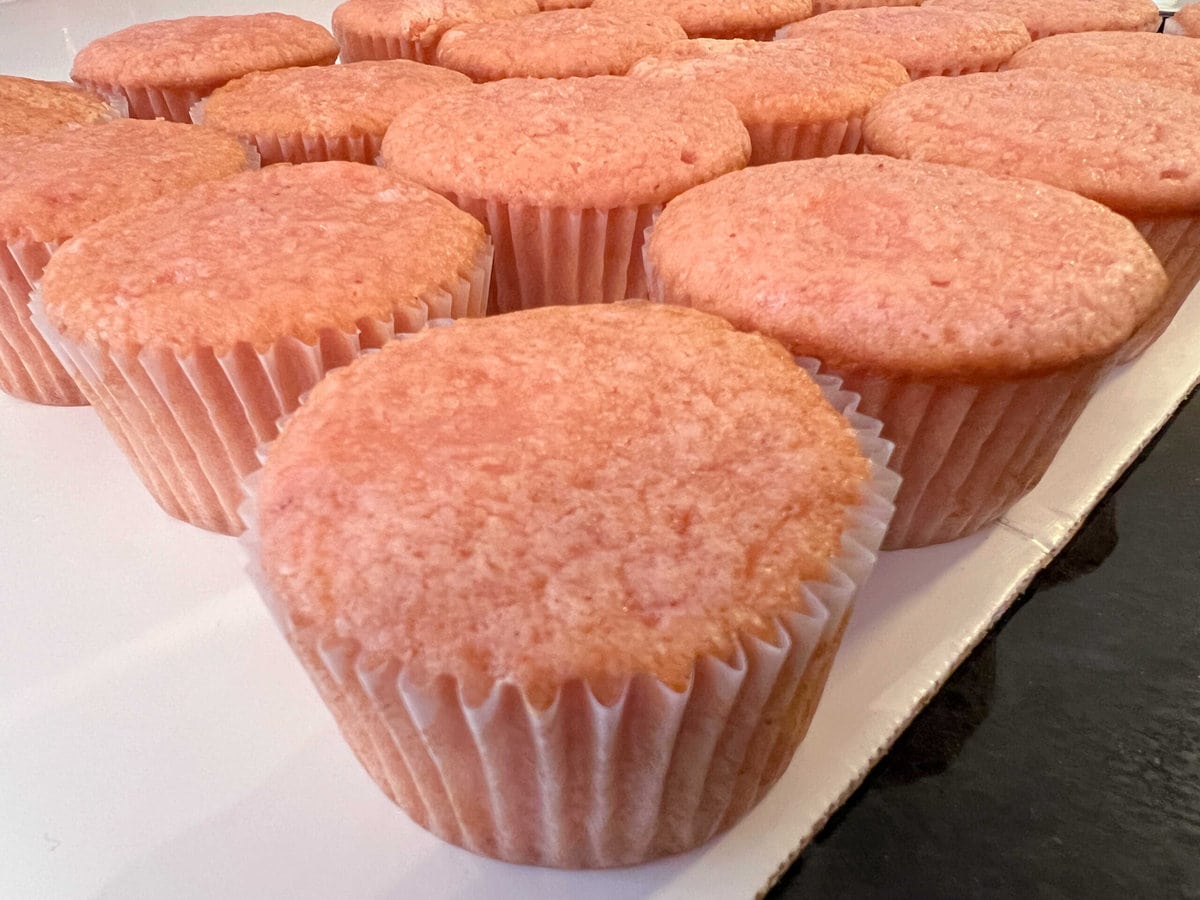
[1005,31,1200,96]
[255,302,870,704]
[647,155,1166,378]
[0,76,113,136]
[922,0,1160,39]
[590,0,813,39]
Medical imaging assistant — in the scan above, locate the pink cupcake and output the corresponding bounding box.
[246,302,898,867]
[0,76,118,137]
[922,0,1160,40]
[332,0,539,64]
[1005,31,1200,97]
[1176,5,1200,37]
[591,0,814,40]
[646,156,1166,549]
[779,6,1030,78]
[70,14,339,123]
[381,76,749,313]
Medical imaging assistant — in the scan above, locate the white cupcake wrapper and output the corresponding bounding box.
[811,0,919,14]
[745,117,864,165]
[446,193,659,314]
[189,99,383,166]
[0,236,85,405]
[240,346,898,868]
[907,59,1008,80]
[75,79,206,123]
[1120,213,1200,363]
[334,30,437,64]
[30,240,492,534]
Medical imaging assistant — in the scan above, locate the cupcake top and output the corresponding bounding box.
[255,302,870,704]
[1177,5,1200,37]
[590,0,813,39]
[201,60,471,138]
[332,0,540,45]
[1006,31,1200,96]
[0,119,251,244]
[921,0,1160,39]
[435,9,688,79]
[630,38,909,125]
[40,162,487,355]
[647,156,1166,379]
[0,76,113,137]
[70,14,339,92]
[779,7,1030,76]
[381,76,750,207]
[864,69,1200,216]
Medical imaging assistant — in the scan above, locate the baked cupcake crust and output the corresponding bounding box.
[863,69,1200,216]
[779,7,1030,74]
[40,162,487,354]
[630,38,909,124]
[923,0,1160,38]
[256,302,869,702]
[0,76,112,137]
[381,75,750,207]
[435,9,688,79]
[590,0,813,38]
[1005,31,1200,96]
[0,119,251,244]
[201,60,470,137]
[648,155,1166,379]
[332,0,539,45]
[70,14,339,92]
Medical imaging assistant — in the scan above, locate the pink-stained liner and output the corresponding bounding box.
[239,345,899,868]
[745,117,864,165]
[447,193,658,314]
[29,241,492,535]
[1120,214,1200,363]
[334,30,435,64]
[75,79,205,123]
[190,100,383,165]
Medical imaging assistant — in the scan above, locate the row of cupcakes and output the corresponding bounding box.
[1,0,1196,870]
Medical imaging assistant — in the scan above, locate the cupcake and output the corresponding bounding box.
[70,14,339,123]
[35,162,491,534]
[197,61,471,165]
[0,75,118,137]
[1005,32,1200,96]
[0,119,251,407]
[921,0,1160,41]
[246,302,898,867]
[864,69,1200,362]
[778,7,1030,78]
[380,76,749,313]
[1176,5,1200,37]
[629,38,908,164]
[646,156,1167,549]
[590,0,813,40]
[332,0,539,64]
[435,9,687,80]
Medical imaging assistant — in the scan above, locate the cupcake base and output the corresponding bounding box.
[1120,214,1200,364]
[75,79,205,124]
[0,237,86,406]
[32,243,492,535]
[242,357,899,868]
[746,117,864,165]
[334,30,436,64]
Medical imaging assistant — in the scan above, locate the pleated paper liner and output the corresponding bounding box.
[745,117,864,165]
[190,99,384,165]
[1120,214,1200,364]
[0,236,84,405]
[30,241,492,535]
[906,58,1009,79]
[810,0,919,14]
[75,79,204,123]
[240,348,899,869]
[446,194,658,315]
[334,30,436,64]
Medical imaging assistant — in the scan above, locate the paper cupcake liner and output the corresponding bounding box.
[745,117,864,165]
[239,351,898,868]
[190,100,383,166]
[447,193,659,314]
[75,79,206,123]
[1119,214,1200,363]
[334,29,436,64]
[837,361,1107,549]
[0,237,85,406]
[907,58,1007,80]
[30,241,492,535]
[811,0,919,14]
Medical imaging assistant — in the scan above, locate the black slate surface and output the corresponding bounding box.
[772,391,1200,900]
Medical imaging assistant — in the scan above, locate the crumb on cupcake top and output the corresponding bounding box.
[0,118,251,244]
[779,7,1030,75]
[435,9,688,80]
[201,60,471,137]
[647,156,1166,379]
[630,38,909,124]
[922,0,1160,38]
[332,0,540,44]
[1005,31,1200,97]
[256,302,870,706]
[863,69,1200,216]
[590,0,813,38]
[381,75,750,207]
[40,162,487,354]
[0,76,113,137]
[70,14,339,91]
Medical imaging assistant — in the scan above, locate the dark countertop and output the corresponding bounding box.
[772,391,1200,899]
